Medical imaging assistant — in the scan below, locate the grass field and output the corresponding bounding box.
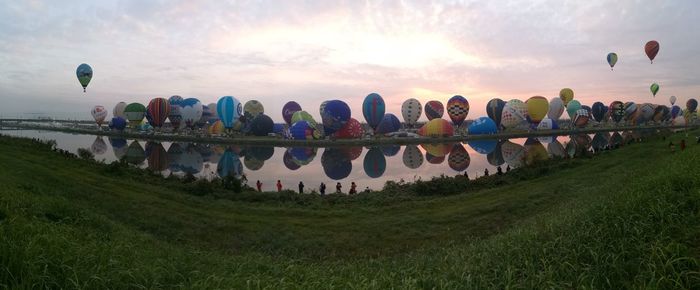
[0,132,699,289]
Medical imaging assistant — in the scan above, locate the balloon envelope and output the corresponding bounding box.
[402,145,424,169]
[487,98,506,128]
[362,93,386,130]
[321,148,352,180]
[249,114,274,136]
[243,100,264,120]
[559,88,574,106]
[168,96,183,129]
[607,52,618,69]
[334,117,363,139]
[321,100,351,134]
[547,98,564,120]
[670,96,676,105]
[468,117,497,135]
[446,95,469,126]
[180,98,203,129]
[113,102,127,119]
[448,144,470,172]
[375,113,401,134]
[108,117,127,131]
[217,96,242,129]
[609,101,625,123]
[424,100,444,120]
[124,103,146,126]
[288,121,316,140]
[418,119,454,137]
[526,96,548,125]
[591,102,607,122]
[650,83,659,97]
[566,100,581,119]
[282,101,302,126]
[645,40,659,63]
[501,100,528,130]
[686,99,698,112]
[146,98,171,128]
[536,118,559,130]
[76,63,93,92]
[91,105,108,126]
[401,98,422,126]
[363,147,386,178]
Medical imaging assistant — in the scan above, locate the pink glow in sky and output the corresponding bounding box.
[1,0,699,122]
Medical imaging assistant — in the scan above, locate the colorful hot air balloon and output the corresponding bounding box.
[321,148,352,180]
[624,102,638,122]
[282,101,302,126]
[402,145,424,169]
[591,102,607,123]
[448,144,470,172]
[653,105,670,123]
[637,103,655,124]
[91,105,107,126]
[547,97,564,121]
[671,105,682,119]
[609,101,625,123]
[321,100,351,135]
[417,119,454,137]
[446,95,469,127]
[76,63,92,92]
[197,105,211,128]
[650,83,659,97]
[467,117,497,135]
[243,100,264,120]
[686,99,698,112]
[424,100,444,120]
[363,147,386,178]
[566,100,581,120]
[217,96,242,129]
[113,102,127,119]
[607,52,618,70]
[669,96,676,105]
[645,40,659,64]
[501,141,525,168]
[180,98,203,129]
[334,117,364,139]
[526,96,548,126]
[468,139,497,155]
[108,117,127,131]
[375,113,401,134]
[124,103,146,127]
[401,98,422,127]
[145,142,168,171]
[288,120,316,140]
[362,93,386,130]
[486,98,506,129]
[573,109,589,128]
[559,88,574,106]
[146,98,171,128]
[168,96,183,130]
[501,100,528,130]
[291,111,320,131]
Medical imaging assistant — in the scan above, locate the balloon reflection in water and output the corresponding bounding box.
[402,145,424,169]
[321,148,352,180]
[145,142,168,171]
[547,140,566,158]
[501,141,525,168]
[363,147,386,178]
[448,144,470,172]
[109,138,128,160]
[487,141,505,166]
[179,144,204,174]
[283,150,301,170]
[125,141,146,165]
[381,145,400,157]
[524,138,548,165]
[217,149,243,178]
[91,136,107,155]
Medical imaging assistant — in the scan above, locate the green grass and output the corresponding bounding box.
[0,133,699,289]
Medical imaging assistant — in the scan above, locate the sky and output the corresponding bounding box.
[1,0,699,122]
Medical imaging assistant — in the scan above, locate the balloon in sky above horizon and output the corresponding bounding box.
[607,52,618,70]
[650,83,660,97]
[669,95,676,105]
[76,63,92,92]
[645,40,660,64]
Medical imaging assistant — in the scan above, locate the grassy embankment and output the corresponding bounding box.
[0,133,699,288]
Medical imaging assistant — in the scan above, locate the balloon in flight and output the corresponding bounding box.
[645,40,660,63]
[76,63,93,92]
[607,52,618,70]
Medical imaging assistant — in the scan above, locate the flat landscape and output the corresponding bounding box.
[1,131,698,289]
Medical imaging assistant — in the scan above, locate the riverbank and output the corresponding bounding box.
[0,132,698,288]
[1,120,695,146]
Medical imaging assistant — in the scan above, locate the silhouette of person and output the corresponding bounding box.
[298,181,304,194]
[506,165,511,172]
[336,182,342,193]
[319,182,326,195]
[276,180,282,192]
[256,180,262,192]
[484,168,489,176]
[349,182,357,195]
[496,166,503,175]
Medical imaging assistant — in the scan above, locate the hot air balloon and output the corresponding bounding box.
[591,102,607,123]
[197,106,211,128]
[243,100,264,120]
[624,102,638,122]
[420,143,452,158]
[566,100,581,120]
[108,117,127,131]
[363,147,386,178]
[467,117,497,135]
[342,147,363,161]
[334,117,364,139]
[76,63,92,92]
[448,144,470,172]
[113,102,127,119]
[124,103,146,127]
[209,120,224,135]
[609,101,625,123]
[91,105,108,126]
[217,96,242,129]
[180,145,204,174]
[645,40,659,63]
[146,98,171,128]
[446,95,469,127]
[637,103,655,124]
[417,119,454,137]
[362,93,386,130]
[487,98,506,129]
[573,109,589,128]
[653,105,670,123]
[288,147,317,166]
[671,105,682,119]
[249,114,274,136]
[168,96,183,130]
[401,98,422,127]
[321,100,351,135]
[536,118,559,130]
[288,120,316,140]
[547,97,564,121]
[375,113,401,134]
[402,145,424,169]
[424,100,444,120]
[90,136,107,155]
[526,96,548,126]
[607,52,618,70]
[686,99,698,112]
[291,111,320,138]
[501,100,528,130]
[559,88,574,106]
[670,96,676,105]
[180,98,203,129]
[321,148,352,180]
[282,101,302,126]
[650,83,659,97]
[425,152,445,164]
[283,150,301,171]
[125,141,147,165]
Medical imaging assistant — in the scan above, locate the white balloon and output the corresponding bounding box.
[113,102,127,119]
[91,105,108,125]
[547,97,564,120]
[401,98,422,126]
[402,145,423,169]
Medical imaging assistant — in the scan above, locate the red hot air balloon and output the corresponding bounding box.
[645,40,659,64]
[147,98,171,128]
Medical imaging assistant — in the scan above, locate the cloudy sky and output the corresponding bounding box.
[1,0,698,121]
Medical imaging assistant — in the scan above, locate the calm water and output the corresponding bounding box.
[1,129,636,191]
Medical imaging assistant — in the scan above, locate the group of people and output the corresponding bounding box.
[467,165,510,179]
[255,180,368,195]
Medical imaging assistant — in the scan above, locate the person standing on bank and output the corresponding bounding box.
[349,182,357,195]
[319,182,326,196]
[298,181,304,194]
[336,182,342,193]
[256,180,262,192]
[276,180,282,192]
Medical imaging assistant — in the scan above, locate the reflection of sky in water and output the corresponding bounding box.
[2,130,613,191]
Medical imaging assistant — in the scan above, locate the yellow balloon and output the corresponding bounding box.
[559,88,574,106]
[526,96,549,124]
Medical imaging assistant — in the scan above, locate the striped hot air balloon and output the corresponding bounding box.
[146,97,171,128]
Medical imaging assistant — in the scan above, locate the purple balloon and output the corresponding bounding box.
[282,101,302,125]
